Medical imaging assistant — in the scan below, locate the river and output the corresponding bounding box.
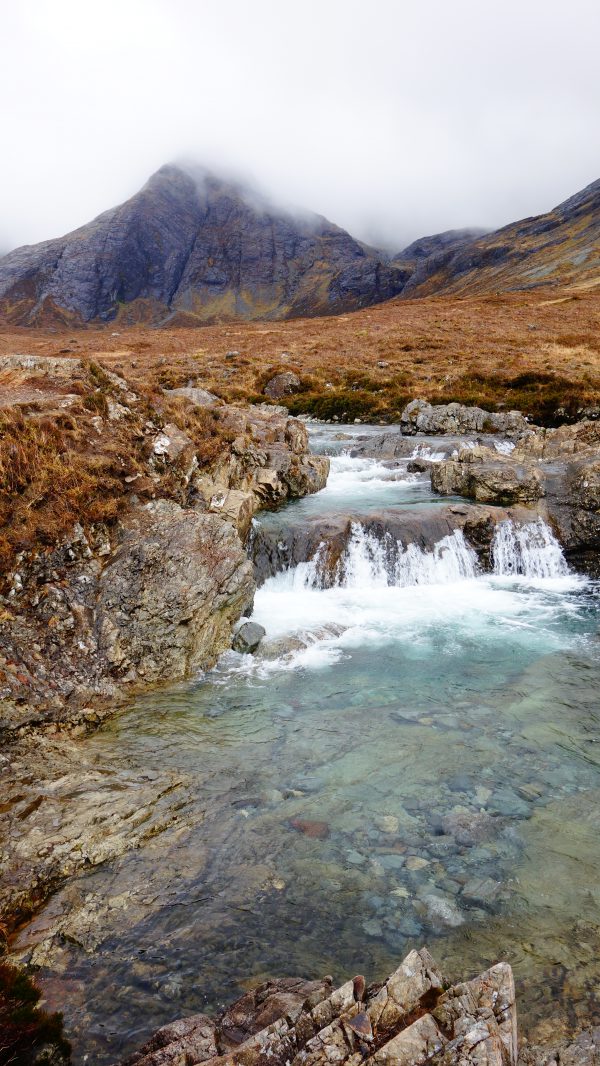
[15,423,600,1063]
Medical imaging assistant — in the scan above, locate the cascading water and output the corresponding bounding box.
[336,524,479,588]
[492,518,569,579]
[272,525,480,591]
[21,423,600,1066]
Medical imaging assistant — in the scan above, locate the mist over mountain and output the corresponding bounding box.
[1,165,599,326]
[0,165,410,326]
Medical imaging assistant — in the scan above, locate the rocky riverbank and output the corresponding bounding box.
[0,356,328,735]
[0,355,327,932]
[3,393,600,1065]
[111,947,600,1066]
[428,416,600,574]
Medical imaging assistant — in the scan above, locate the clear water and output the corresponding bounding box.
[16,425,600,1064]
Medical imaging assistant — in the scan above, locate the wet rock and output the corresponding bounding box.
[431,447,543,505]
[375,815,400,834]
[250,503,513,585]
[264,372,302,399]
[519,1027,600,1066]
[421,892,465,927]
[489,787,531,818]
[406,856,430,871]
[232,620,266,654]
[363,918,383,937]
[378,853,406,871]
[98,500,255,682]
[118,1013,218,1065]
[461,876,502,905]
[346,848,368,865]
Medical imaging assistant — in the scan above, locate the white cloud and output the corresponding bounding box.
[1,0,599,253]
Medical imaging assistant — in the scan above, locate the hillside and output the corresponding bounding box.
[0,166,409,327]
[393,227,488,264]
[2,283,599,427]
[402,178,600,297]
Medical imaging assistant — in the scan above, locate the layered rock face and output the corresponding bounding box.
[0,166,408,326]
[116,948,518,1066]
[429,420,600,572]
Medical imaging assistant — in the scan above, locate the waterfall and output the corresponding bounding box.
[295,524,479,590]
[492,519,568,578]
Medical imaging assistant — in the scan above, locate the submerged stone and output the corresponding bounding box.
[289,818,330,840]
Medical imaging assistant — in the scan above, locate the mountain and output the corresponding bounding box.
[394,228,488,263]
[0,166,410,326]
[401,179,600,298]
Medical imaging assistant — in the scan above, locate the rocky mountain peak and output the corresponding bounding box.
[0,165,408,326]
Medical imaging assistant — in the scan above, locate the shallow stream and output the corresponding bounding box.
[17,424,600,1063]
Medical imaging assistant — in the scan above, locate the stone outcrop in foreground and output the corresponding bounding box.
[117,949,518,1066]
[0,360,328,735]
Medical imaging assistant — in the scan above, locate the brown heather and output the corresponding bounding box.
[1,284,599,567]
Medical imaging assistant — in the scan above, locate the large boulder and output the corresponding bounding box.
[164,385,219,407]
[400,399,532,438]
[97,500,255,682]
[232,620,266,653]
[264,371,301,399]
[431,446,544,505]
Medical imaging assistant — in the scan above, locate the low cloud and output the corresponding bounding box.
[1,0,599,254]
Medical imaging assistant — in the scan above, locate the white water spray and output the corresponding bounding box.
[338,524,479,588]
[492,519,569,579]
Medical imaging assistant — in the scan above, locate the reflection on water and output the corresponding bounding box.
[15,427,600,1065]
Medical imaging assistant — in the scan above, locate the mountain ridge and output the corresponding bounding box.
[0,165,409,326]
[1,169,599,326]
[401,177,600,298]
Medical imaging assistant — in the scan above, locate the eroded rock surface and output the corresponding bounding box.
[0,365,329,930]
[98,500,254,683]
[115,949,518,1066]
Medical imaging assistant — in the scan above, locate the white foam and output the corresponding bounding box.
[492,519,569,579]
[494,439,516,455]
[240,521,584,676]
[337,524,479,588]
[410,443,446,462]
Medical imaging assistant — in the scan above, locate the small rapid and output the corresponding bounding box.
[492,518,570,579]
[19,423,600,1066]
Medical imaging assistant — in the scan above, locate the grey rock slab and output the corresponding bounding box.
[232,620,266,654]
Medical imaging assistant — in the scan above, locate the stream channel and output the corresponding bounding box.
[15,423,600,1063]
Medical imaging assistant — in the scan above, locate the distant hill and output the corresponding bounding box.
[400,179,600,298]
[0,166,410,327]
[394,228,488,263]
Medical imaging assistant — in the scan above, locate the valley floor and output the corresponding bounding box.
[2,286,600,425]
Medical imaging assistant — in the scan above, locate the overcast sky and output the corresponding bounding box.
[2,0,599,254]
